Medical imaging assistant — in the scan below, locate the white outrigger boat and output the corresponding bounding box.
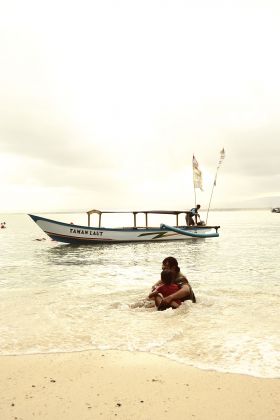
[29,209,220,245]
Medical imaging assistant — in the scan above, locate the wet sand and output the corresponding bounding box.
[0,350,279,420]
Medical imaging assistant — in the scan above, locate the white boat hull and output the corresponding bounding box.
[29,214,219,244]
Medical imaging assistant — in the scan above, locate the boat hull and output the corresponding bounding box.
[29,214,219,244]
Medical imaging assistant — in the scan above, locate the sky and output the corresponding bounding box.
[0,0,280,213]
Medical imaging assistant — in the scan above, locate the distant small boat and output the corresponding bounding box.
[271,207,280,213]
[29,209,220,245]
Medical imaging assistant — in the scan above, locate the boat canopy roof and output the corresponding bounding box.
[87,209,189,215]
[86,209,191,228]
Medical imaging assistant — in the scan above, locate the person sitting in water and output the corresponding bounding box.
[151,256,196,305]
[148,269,181,311]
[186,204,201,226]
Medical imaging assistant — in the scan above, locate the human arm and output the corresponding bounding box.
[151,279,163,291]
[148,289,159,299]
[161,284,191,304]
[194,209,200,224]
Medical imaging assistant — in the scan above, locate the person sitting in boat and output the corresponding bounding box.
[151,256,196,304]
[186,204,201,226]
[1,222,6,229]
[148,269,181,311]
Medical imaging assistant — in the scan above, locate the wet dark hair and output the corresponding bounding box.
[160,270,173,285]
[162,256,180,273]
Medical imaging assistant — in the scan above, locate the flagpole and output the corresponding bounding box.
[205,171,217,225]
[193,184,197,208]
[206,149,225,225]
[193,157,197,207]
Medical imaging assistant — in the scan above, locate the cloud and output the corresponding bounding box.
[224,127,280,177]
[1,0,280,212]
[0,105,114,168]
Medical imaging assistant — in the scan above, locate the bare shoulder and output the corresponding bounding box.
[176,271,189,285]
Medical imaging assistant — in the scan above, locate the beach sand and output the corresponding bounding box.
[0,350,279,420]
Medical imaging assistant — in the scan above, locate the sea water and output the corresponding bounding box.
[0,210,279,379]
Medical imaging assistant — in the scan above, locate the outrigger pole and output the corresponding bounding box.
[206,148,225,225]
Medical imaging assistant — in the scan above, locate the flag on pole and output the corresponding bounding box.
[218,148,225,165]
[205,148,226,224]
[214,148,225,186]
[192,155,203,190]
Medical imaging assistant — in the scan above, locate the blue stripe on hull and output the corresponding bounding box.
[46,233,211,245]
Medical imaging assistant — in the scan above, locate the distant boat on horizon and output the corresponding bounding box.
[271,207,280,213]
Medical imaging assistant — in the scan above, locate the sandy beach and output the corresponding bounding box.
[0,350,279,420]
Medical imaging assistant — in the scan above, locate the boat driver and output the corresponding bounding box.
[186,204,201,226]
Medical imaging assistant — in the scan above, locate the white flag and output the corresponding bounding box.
[192,155,203,190]
[218,148,225,166]
[214,148,225,186]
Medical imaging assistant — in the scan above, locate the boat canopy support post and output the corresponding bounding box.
[87,209,102,228]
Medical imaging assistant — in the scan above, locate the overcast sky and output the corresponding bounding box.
[1,0,280,213]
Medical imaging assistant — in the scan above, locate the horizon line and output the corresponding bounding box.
[0,207,275,215]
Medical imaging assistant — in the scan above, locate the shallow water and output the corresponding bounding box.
[0,210,279,378]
